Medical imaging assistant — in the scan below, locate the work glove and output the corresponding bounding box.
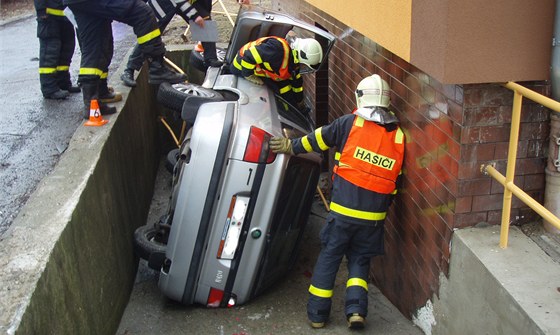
[269,137,293,155]
[246,75,264,85]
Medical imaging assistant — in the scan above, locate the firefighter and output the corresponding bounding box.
[121,0,250,87]
[270,74,405,330]
[34,0,80,99]
[229,34,322,108]
[63,0,187,118]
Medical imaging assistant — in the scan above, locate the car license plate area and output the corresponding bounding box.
[217,195,249,259]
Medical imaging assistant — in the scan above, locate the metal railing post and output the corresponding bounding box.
[499,90,523,248]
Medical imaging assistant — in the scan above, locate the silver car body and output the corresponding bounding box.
[158,5,336,307]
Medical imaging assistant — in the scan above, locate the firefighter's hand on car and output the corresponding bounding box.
[246,75,263,85]
[270,137,294,155]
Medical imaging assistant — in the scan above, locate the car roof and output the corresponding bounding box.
[225,5,336,73]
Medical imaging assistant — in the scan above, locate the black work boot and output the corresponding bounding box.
[81,81,117,119]
[44,89,70,100]
[120,68,137,87]
[99,79,122,103]
[202,42,223,68]
[57,72,81,93]
[148,56,187,85]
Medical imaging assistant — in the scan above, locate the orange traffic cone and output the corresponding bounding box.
[84,99,109,127]
[195,41,204,52]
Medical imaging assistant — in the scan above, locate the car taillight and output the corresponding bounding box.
[207,287,224,307]
[217,195,249,259]
[243,126,276,163]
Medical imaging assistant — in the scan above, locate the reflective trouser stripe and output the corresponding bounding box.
[292,85,303,93]
[347,278,368,291]
[46,8,65,16]
[309,285,333,298]
[56,65,69,71]
[39,67,57,74]
[137,29,161,45]
[79,67,104,77]
[100,72,108,79]
[279,84,291,94]
[330,202,387,221]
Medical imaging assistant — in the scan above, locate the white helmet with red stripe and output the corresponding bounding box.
[355,74,390,109]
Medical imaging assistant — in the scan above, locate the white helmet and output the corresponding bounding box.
[355,74,391,108]
[291,38,323,67]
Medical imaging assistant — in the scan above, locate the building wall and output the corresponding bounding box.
[270,0,550,318]
[303,0,554,84]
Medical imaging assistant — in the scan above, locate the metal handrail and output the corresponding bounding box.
[481,81,560,248]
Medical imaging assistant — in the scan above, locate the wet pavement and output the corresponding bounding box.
[116,162,423,335]
[0,16,136,236]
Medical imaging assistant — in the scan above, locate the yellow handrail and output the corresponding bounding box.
[481,81,560,248]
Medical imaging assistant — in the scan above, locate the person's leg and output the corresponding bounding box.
[98,20,122,103]
[116,0,186,84]
[37,17,68,99]
[69,7,116,118]
[57,19,80,93]
[307,216,350,328]
[344,224,385,329]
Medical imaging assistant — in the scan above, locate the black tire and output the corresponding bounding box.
[157,82,221,112]
[166,148,180,174]
[133,224,166,263]
[189,47,227,72]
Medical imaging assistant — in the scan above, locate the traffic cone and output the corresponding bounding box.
[84,99,109,127]
[195,41,204,52]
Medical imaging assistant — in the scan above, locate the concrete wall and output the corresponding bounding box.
[430,225,560,335]
[0,53,175,334]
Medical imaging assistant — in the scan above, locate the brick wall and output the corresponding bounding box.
[270,0,550,318]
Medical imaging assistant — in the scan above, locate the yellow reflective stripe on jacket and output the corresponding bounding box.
[347,278,368,291]
[56,65,69,71]
[249,47,262,64]
[354,116,364,127]
[330,202,387,221]
[315,128,329,150]
[301,135,313,152]
[241,59,256,70]
[335,152,341,161]
[79,67,104,76]
[232,57,243,70]
[137,29,161,44]
[46,8,65,16]
[395,128,404,144]
[39,67,57,74]
[309,285,333,298]
[279,84,292,94]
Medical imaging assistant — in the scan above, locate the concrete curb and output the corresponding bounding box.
[0,47,189,334]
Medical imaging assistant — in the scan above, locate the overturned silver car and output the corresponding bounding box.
[134,5,336,308]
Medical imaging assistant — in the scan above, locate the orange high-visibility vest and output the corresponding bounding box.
[238,36,291,81]
[333,116,405,194]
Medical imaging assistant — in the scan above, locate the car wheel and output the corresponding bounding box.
[157,82,220,112]
[189,47,227,72]
[133,224,167,270]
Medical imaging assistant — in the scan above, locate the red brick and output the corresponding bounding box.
[455,196,473,213]
[479,125,510,143]
[454,212,489,228]
[472,193,505,211]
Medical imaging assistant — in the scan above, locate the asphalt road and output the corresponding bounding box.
[0,16,137,236]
